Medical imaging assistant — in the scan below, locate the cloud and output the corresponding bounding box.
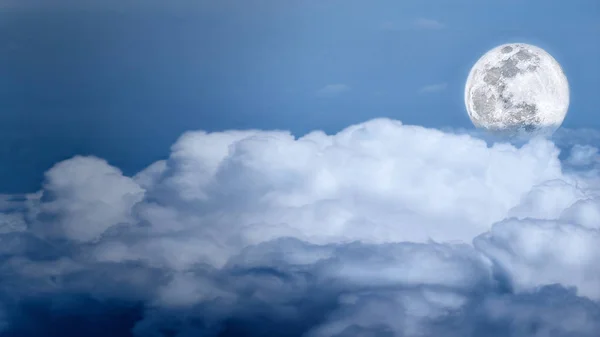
[414,18,445,30]
[29,156,144,242]
[475,218,600,300]
[0,118,600,335]
[316,84,351,97]
[419,83,448,93]
[380,18,445,32]
[308,285,600,337]
[567,144,599,166]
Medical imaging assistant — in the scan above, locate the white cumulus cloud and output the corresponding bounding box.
[0,118,599,336]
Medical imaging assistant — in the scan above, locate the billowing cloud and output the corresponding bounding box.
[29,156,145,242]
[567,144,599,166]
[475,219,600,300]
[0,118,599,336]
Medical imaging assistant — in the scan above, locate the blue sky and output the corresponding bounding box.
[3,2,600,336]
[1,0,599,192]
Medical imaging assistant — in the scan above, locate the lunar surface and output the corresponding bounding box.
[465,43,569,137]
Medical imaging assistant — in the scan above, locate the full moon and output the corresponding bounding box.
[464,43,569,137]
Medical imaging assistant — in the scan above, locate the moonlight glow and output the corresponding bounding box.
[464,43,570,137]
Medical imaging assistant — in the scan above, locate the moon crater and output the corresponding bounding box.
[465,43,569,137]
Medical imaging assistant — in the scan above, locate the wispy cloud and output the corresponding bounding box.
[379,18,445,32]
[414,18,445,30]
[419,83,448,93]
[316,84,351,97]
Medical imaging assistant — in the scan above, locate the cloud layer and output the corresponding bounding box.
[1,118,599,336]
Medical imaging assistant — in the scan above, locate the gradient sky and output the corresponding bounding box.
[1,0,599,192]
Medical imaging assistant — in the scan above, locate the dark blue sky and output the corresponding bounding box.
[1,0,599,192]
